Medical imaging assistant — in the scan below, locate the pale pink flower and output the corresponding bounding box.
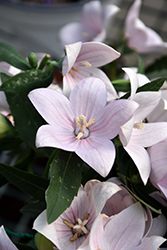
[29,77,138,177]
[59,1,119,46]
[62,41,120,101]
[147,81,167,123]
[78,203,166,250]
[148,139,167,198]
[0,226,18,250]
[102,177,136,216]
[33,180,121,250]
[119,68,167,184]
[125,0,167,53]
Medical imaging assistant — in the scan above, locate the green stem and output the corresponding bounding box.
[4,227,34,239]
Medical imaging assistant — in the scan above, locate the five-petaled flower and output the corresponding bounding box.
[29,77,138,177]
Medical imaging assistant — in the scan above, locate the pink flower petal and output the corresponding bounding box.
[28,88,75,129]
[125,140,151,184]
[70,77,106,121]
[81,1,102,33]
[158,173,167,199]
[76,136,116,177]
[89,203,146,250]
[77,42,120,68]
[36,125,78,151]
[62,42,82,75]
[59,23,86,47]
[130,123,167,147]
[91,99,139,139]
[148,139,167,188]
[130,236,166,250]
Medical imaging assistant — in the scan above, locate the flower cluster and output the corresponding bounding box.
[0,0,167,250]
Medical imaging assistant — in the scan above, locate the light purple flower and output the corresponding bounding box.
[78,203,166,250]
[59,1,119,46]
[29,77,138,177]
[125,0,167,53]
[33,180,121,250]
[0,226,18,250]
[62,41,120,101]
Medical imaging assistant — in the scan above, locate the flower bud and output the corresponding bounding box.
[28,52,38,69]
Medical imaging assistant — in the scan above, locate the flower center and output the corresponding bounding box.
[75,115,95,139]
[63,214,89,242]
[69,61,91,78]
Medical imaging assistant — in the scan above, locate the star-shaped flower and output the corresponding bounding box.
[29,77,138,177]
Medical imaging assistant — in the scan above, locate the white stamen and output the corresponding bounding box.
[63,214,89,241]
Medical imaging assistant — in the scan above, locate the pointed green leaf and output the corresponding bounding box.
[46,150,82,224]
[0,43,31,70]
[121,77,166,99]
[0,163,49,200]
[137,77,166,92]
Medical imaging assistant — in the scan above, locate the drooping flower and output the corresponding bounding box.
[62,41,120,101]
[29,77,138,177]
[0,226,18,250]
[33,180,121,250]
[119,68,167,184]
[125,0,167,53]
[59,1,119,46]
[78,203,166,250]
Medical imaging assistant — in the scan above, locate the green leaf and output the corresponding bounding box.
[20,200,46,218]
[121,77,166,99]
[0,43,31,70]
[46,150,82,224]
[0,72,11,83]
[0,65,54,150]
[137,77,166,92]
[0,163,49,200]
[145,55,167,79]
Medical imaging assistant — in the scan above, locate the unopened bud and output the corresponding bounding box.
[28,52,38,69]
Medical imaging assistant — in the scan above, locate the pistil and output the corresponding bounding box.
[75,115,95,139]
